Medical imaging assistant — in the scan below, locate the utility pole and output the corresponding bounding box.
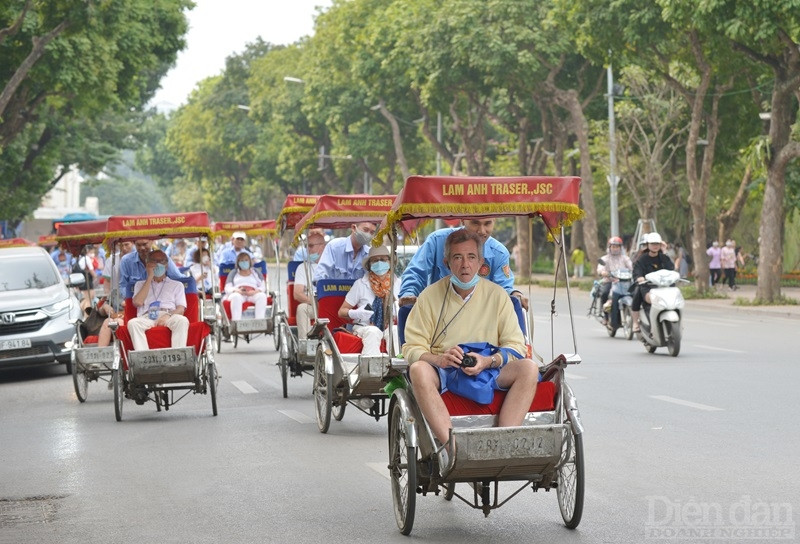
[607,57,620,238]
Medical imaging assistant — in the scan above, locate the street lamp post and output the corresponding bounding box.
[607,59,620,238]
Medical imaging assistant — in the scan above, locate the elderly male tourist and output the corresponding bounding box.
[127,250,189,351]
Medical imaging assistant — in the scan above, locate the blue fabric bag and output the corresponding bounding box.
[443,343,524,405]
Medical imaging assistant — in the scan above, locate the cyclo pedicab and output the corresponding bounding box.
[271,194,319,397]
[377,175,586,534]
[56,218,115,401]
[287,194,400,431]
[212,219,279,352]
[104,212,219,421]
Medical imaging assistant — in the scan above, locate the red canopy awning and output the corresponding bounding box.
[376,176,583,240]
[0,237,36,248]
[292,194,396,245]
[55,219,109,254]
[213,219,277,239]
[276,194,319,235]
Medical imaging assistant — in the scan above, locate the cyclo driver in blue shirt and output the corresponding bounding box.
[397,219,528,310]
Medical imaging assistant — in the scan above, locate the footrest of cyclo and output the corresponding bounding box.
[127,347,197,385]
[446,424,568,482]
[338,354,408,395]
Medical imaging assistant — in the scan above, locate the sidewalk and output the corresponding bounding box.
[523,274,800,320]
[683,283,800,319]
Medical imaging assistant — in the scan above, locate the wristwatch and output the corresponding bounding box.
[491,354,499,368]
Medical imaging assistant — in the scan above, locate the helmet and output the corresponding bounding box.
[645,232,662,245]
[607,236,623,246]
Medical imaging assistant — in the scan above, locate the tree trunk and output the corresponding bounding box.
[375,98,410,180]
[717,165,752,243]
[555,89,600,267]
[0,20,69,119]
[756,78,800,301]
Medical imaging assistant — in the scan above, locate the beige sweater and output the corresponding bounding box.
[402,277,525,364]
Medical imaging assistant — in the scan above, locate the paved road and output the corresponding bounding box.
[1,282,797,543]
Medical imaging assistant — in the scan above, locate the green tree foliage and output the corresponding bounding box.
[0,0,191,223]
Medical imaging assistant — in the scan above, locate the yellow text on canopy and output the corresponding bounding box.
[121,215,188,228]
[441,181,554,197]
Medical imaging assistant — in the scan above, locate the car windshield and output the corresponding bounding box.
[0,256,60,292]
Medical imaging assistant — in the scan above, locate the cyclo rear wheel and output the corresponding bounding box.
[112,368,124,422]
[313,344,332,433]
[389,400,416,535]
[557,424,585,529]
[71,348,88,403]
[207,361,218,416]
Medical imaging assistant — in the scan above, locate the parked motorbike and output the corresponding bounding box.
[637,269,686,356]
[588,262,634,339]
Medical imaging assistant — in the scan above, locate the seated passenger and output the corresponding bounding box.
[189,247,216,296]
[313,222,377,282]
[293,232,327,338]
[402,230,539,472]
[225,252,267,319]
[127,250,189,351]
[337,245,399,356]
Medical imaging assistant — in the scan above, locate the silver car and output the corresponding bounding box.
[0,246,83,372]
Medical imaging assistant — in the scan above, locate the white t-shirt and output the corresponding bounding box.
[189,262,217,291]
[345,275,401,326]
[133,277,187,317]
[293,262,318,289]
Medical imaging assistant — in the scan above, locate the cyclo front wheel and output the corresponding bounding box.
[389,400,416,535]
[557,425,585,529]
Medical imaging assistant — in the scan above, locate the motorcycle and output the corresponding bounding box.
[637,269,686,356]
[588,262,634,339]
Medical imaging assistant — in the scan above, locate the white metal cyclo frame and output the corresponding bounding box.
[546,225,580,363]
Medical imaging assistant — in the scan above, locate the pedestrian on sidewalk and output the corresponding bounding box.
[721,239,738,290]
[570,246,585,279]
[707,241,722,287]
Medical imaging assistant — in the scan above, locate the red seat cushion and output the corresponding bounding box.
[332,330,387,354]
[116,321,211,364]
[442,381,556,415]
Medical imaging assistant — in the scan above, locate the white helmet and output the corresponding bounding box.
[645,232,663,245]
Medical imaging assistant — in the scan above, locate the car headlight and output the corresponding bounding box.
[43,297,72,315]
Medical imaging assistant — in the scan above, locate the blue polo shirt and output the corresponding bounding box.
[119,251,184,298]
[312,236,369,282]
[399,227,514,298]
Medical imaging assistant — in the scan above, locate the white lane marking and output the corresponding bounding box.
[692,344,746,354]
[565,373,587,380]
[231,380,259,394]
[367,462,390,480]
[278,410,314,424]
[650,395,724,411]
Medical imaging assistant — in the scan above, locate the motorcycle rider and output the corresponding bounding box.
[597,236,633,327]
[631,232,674,333]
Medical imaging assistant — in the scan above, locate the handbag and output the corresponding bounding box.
[443,343,525,405]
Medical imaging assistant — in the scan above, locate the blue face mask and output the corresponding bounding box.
[370,261,390,276]
[450,273,480,290]
[153,263,166,278]
[309,253,320,263]
[238,260,251,270]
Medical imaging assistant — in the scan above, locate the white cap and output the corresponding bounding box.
[232,231,247,240]
[645,232,662,244]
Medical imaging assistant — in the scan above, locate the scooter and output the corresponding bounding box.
[637,269,686,356]
[588,262,634,339]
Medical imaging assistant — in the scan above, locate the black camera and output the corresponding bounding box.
[460,354,477,367]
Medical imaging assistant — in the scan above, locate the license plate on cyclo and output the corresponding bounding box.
[0,338,31,350]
